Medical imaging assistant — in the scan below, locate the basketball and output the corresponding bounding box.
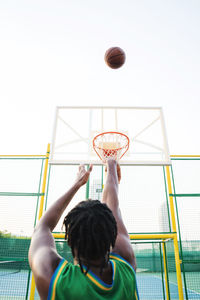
[104,47,126,69]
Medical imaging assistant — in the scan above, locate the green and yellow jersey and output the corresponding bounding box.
[47,253,139,300]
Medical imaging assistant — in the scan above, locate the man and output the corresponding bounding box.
[29,159,139,299]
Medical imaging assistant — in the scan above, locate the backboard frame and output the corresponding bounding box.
[49,106,171,166]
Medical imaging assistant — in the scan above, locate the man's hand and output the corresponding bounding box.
[105,159,121,183]
[75,164,93,187]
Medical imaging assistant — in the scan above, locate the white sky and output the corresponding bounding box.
[0,1,200,240]
[0,0,200,155]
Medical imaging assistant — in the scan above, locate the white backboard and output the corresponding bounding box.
[49,106,171,166]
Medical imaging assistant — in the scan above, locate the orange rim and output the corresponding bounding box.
[93,131,129,161]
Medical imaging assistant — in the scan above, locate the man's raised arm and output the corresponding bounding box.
[102,159,136,270]
[28,164,93,299]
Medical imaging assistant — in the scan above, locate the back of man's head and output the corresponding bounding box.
[63,200,117,273]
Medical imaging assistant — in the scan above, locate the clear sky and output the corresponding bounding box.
[0,1,200,239]
[0,0,200,155]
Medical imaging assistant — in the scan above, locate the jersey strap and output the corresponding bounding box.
[110,253,140,300]
[47,258,68,300]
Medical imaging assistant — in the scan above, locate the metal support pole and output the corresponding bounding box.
[29,144,50,300]
[165,166,184,300]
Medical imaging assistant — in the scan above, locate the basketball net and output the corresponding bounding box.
[93,132,129,163]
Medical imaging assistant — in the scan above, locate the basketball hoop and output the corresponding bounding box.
[93,132,129,163]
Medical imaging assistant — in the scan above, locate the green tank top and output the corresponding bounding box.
[47,253,139,300]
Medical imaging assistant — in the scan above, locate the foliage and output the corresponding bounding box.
[0,230,30,239]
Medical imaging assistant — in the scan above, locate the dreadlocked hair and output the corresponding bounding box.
[63,200,117,275]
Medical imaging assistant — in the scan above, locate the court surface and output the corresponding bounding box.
[0,269,200,299]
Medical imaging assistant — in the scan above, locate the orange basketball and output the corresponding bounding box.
[104,47,126,69]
